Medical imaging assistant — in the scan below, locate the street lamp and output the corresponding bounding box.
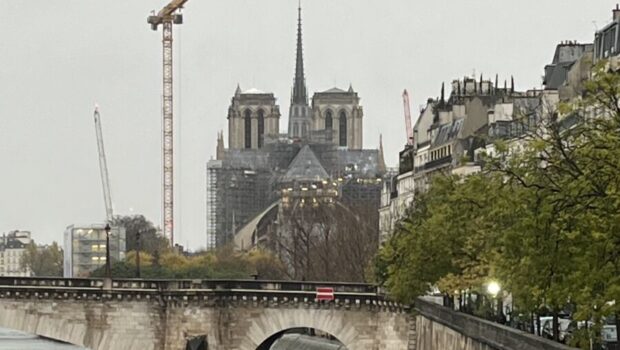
[487,281,504,323]
[104,224,112,279]
[487,281,501,297]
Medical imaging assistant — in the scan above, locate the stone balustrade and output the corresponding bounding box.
[0,276,405,312]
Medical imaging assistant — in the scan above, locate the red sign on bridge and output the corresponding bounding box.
[316,287,335,301]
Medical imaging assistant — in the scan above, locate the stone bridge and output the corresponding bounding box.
[0,277,412,350]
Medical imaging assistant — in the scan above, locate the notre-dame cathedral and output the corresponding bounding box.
[206,4,384,266]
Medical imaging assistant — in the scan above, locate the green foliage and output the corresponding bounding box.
[378,65,620,348]
[20,241,63,277]
[91,245,286,280]
[110,215,169,256]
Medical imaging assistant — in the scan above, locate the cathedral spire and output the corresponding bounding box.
[292,1,307,105]
[378,134,387,174]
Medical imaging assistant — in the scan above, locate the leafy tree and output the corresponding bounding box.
[377,63,620,348]
[90,246,286,280]
[20,241,63,277]
[110,215,169,256]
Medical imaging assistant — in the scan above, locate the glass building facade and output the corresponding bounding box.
[63,224,126,278]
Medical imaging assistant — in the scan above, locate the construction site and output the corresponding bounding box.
[65,0,387,275]
[204,2,387,281]
[64,0,190,276]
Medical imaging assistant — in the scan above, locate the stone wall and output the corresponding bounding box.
[0,297,165,350]
[414,298,577,350]
[0,286,411,350]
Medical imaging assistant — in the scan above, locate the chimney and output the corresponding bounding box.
[614,4,620,21]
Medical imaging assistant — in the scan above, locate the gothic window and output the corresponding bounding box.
[257,109,265,148]
[244,109,252,149]
[293,123,299,137]
[325,110,333,142]
[325,110,333,129]
[302,123,307,138]
[339,111,347,147]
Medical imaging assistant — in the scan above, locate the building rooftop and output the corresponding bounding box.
[433,118,464,146]
[322,87,347,93]
[243,88,267,94]
[282,145,329,183]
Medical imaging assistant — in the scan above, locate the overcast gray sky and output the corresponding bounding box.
[0,1,614,250]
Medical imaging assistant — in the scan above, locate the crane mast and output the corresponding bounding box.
[402,89,414,146]
[148,0,188,245]
[93,106,114,222]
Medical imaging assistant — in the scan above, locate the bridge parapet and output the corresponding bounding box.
[0,277,405,312]
[415,297,577,350]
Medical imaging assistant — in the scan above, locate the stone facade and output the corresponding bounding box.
[0,298,165,350]
[227,87,280,150]
[311,87,364,150]
[0,231,32,277]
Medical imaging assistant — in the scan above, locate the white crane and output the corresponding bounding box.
[402,89,414,146]
[93,105,114,222]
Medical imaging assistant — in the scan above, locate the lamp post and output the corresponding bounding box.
[136,229,142,278]
[104,224,112,279]
[487,281,504,323]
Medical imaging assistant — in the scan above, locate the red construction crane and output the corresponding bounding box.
[147,0,189,245]
[402,89,414,146]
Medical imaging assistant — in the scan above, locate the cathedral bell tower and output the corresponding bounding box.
[288,3,312,140]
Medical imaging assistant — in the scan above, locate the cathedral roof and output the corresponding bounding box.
[282,145,329,183]
[243,88,267,94]
[322,87,347,93]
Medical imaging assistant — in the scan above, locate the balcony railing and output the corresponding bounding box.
[424,156,453,170]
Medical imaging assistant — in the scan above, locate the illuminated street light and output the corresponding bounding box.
[487,281,501,297]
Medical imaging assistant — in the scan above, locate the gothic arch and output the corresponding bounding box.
[238,308,358,350]
[257,109,265,148]
[293,123,300,138]
[339,110,347,147]
[256,328,346,350]
[325,110,333,129]
[244,109,252,149]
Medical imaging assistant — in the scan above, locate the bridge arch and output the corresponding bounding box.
[237,308,359,350]
[256,328,346,350]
